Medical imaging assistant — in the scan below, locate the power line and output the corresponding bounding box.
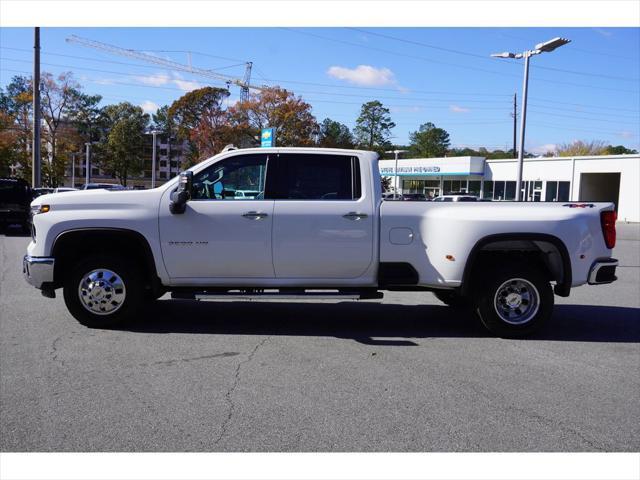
[352,28,639,82]
[282,28,640,94]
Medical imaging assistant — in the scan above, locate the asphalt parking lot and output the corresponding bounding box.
[1,224,638,452]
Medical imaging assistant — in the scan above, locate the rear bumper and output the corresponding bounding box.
[588,258,618,285]
[23,255,55,289]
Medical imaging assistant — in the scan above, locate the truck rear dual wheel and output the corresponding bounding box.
[473,264,553,338]
[63,254,144,328]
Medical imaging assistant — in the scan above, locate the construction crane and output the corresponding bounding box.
[66,34,262,101]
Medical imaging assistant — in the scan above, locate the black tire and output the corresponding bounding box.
[63,254,144,328]
[473,264,553,338]
[434,290,469,308]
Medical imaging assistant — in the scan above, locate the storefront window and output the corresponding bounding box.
[483,181,493,200]
[558,181,570,201]
[546,181,558,201]
[468,181,481,196]
[494,181,505,200]
[505,181,516,200]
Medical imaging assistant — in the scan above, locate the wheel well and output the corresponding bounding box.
[460,234,572,298]
[51,229,160,293]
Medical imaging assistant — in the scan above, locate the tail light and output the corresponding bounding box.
[600,210,617,249]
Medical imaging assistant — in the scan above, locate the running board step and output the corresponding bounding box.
[171,289,383,301]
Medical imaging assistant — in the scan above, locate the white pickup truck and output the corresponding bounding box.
[23,147,618,337]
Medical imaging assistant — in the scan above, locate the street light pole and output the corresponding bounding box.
[71,152,75,187]
[491,37,570,201]
[516,52,531,201]
[84,142,91,185]
[151,130,158,188]
[385,149,408,199]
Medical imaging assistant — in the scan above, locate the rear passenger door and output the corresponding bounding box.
[272,153,374,279]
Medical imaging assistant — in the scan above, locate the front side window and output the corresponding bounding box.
[275,154,360,200]
[191,154,268,200]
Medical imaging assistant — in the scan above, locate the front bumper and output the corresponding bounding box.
[588,258,618,285]
[23,255,55,289]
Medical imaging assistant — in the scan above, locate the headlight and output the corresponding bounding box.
[30,204,50,216]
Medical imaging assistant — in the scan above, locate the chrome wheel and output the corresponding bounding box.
[493,278,540,325]
[78,268,126,315]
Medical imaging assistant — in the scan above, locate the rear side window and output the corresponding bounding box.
[275,154,361,200]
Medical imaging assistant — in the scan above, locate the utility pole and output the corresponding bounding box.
[512,93,517,158]
[84,142,91,185]
[32,27,41,188]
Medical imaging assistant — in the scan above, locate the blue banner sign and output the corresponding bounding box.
[261,128,275,148]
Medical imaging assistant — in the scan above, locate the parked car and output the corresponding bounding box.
[24,147,618,338]
[401,193,428,201]
[31,187,55,199]
[53,187,78,193]
[234,190,262,199]
[81,183,126,191]
[382,192,401,200]
[433,194,479,202]
[1,177,32,232]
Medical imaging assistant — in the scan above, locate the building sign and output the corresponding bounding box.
[380,165,441,175]
[378,156,485,177]
[261,128,275,148]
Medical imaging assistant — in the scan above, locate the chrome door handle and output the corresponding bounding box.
[242,211,268,219]
[343,212,368,220]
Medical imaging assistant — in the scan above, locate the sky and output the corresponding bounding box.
[1,27,638,153]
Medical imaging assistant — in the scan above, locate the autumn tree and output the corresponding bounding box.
[98,102,149,186]
[354,100,395,154]
[408,122,450,158]
[0,76,33,180]
[231,87,318,148]
[556,140,608,157]
[318,118,354,149]
[167,87,235,165]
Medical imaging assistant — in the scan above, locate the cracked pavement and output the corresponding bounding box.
[1,225,639,451]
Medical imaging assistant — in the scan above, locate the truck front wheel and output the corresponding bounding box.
[473,265,553,338]
[62,254,144,328]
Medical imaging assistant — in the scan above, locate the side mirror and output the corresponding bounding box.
[169,171,193,215]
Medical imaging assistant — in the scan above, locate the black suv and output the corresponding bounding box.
[0,177,32,233]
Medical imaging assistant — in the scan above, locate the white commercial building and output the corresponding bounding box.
[379,154,640,222]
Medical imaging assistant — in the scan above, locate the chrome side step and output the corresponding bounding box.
[171,289,383,301]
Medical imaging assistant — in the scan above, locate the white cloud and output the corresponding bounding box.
[172,78,202,92]
[530,143,558,155]
[327,65,397,87]
[390,105,423,113]
[449,105,470,113]
[140,100,159,115]
[134,73,170,86]
[618,130,637,139]
[593,28,613,38]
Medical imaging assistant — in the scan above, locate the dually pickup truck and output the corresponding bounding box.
[23,147,618,337]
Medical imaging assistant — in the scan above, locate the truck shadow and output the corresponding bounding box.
[120,300,640,344]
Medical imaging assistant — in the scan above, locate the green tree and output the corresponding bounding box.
[317,118,354,149]
[605,145,638,155]
[408,122,450,158]
[354,100,395,154]
[98,102,149,186]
